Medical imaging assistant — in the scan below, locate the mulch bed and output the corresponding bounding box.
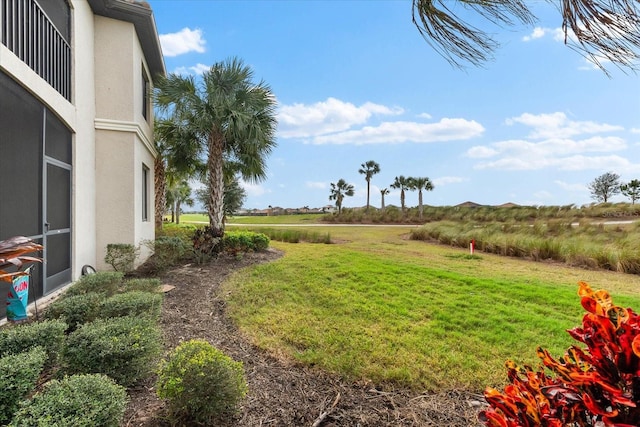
[122,249,487,426]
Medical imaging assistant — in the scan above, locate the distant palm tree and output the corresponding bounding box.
[391,176,411,213]
[329,179,355,215]
[358,160,380,211]
[410,177,434,219]
[380,188,389,211]
[155,57,277,238]
[165,178,193,224]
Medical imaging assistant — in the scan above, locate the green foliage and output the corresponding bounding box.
[104,243,137,273]
[144,236,189,272]
[9,374,127,427]
[119,278,162,293]
[63,272,124,298]
[97,291,163,320]
[192,225,223,261]
[245,227,331,244]
[63,317,162,387]
[223,231,270,255]
[44,292,104,332]
[156,339,248,424]
[0,347,46,424]
[480,282,640,426]
[0,319,66,366]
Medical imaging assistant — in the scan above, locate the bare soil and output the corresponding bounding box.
[123,249,486,426]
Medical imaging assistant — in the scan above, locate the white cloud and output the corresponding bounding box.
[554,180,587,192]
[433,176,465,186]
[309,118,484,145]
[240,181,270,197]
[505,112,623,139]
[173,63,210,75]
[522,27,547,41]
[475,153,631,171]
[159,28,206,57]
[277,97,403,138]
[631,128,640,134]
[466,146,499,158]
[418,112,432,119]
[305,181,327,190]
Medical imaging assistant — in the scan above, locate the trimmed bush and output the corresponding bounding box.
[97,291,163,320]
[120,278,162,294]
[9,374,127,427]
[63,316,162,387]
[223,231,270,255]
[63,272,124,298]
[0,347,46,424]
[104,243,137,273]
[0,319,66,366]
[44,292,104,332]
[144,236,189,271]
[156,339,248,424]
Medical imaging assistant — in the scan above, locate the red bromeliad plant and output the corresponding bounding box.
[479,281,640,427]
[0,236,43,282]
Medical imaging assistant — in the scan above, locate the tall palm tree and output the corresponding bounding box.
[391,176,411,213]
[154,57,277,238]
[358,160,380,211]
[411,0,640,74]
[380,188,389,211]
[410,177,434,219]
[329,179,355,215]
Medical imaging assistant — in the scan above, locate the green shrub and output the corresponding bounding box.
[104,243,137,273]
[0,347,46,424]
[9,374,127,427]
[97,291,163,320]
[156,339,248,424]
[119,278,162,294]
[63,272,124,298]
[0,319,66,366]
[63,316,162,387]
[143,236,189,271]
[44,292,104,332]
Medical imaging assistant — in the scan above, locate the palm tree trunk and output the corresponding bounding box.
[176,200,181,224]
[418,190,424,219]
[381,194,385,211]
[154,156,166,229]
[207,130,225,237]
[366,180,370,211]
[401,190,406,213]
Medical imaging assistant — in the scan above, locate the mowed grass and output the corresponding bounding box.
[177,213,325,225]
[223,226,640,392]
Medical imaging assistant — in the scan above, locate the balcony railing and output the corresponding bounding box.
[1,0,71,101]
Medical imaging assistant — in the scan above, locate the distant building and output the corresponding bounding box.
[1,0,165,317]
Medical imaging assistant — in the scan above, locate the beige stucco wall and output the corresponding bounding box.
[94,15,156,270]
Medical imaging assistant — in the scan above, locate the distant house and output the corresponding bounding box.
[1,0,165,317]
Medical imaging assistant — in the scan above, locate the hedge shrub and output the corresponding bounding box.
[156,339,248,424]
[104,243,137,273]
[145,236,189,271]
[97,291,163,320]
[0,319,66,366]
[120,278,162,294]
[63,272,124,298]
[63,316,162,387]
[44,292,104,332]
[0,347,46,424]
[223,231,270,256]
[9,374,127,427]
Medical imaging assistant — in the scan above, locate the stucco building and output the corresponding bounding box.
[0,0,165,317]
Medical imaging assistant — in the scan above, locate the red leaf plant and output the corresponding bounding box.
[0,236,43,282]
[479,281,640,427]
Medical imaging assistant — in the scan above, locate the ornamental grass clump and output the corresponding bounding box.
[479,281,640,426]
[156,339,248,424]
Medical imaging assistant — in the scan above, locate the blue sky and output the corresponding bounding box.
[149,0,639,210]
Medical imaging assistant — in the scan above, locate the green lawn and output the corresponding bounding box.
[177,213,326,225]
[222,225,640,392]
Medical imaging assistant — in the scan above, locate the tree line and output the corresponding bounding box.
[329,160,434,219]
[588,172,640,204]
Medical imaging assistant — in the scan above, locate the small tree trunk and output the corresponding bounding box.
[154,156,166,229]
[207,130,225,237]
[176,200,181,224]
[418,190,424,219]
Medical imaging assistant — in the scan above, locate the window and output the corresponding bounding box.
[142,68,150,121]
[142,164,149,221]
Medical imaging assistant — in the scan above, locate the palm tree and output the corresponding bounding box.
[165,178,193,224]
[329,179,355,215]
[358,160,380,211]
[411,0,640,74]
[380,188,389,211]
[410,177,434,219]
[391,176,411,213]
[154,57,277,238]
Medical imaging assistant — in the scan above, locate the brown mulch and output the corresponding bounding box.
[122,249,487,426]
